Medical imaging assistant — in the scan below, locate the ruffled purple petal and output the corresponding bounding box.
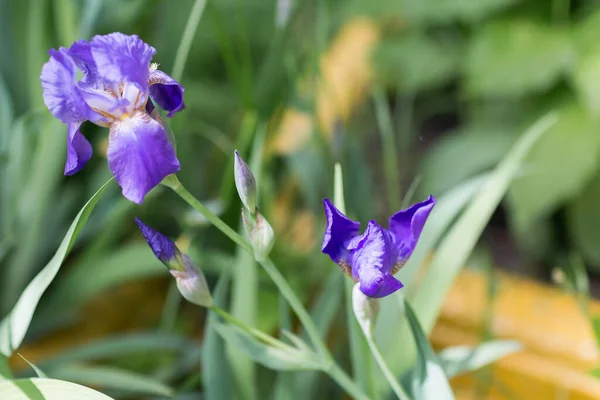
[88,33,155,93]
[135,217,177,264]
[149,69,185,117]
[322,199,360,264]
[348,221,403,298]
[388,195,436,263]
[68,39,102,87]
[40,48,88,123]
[107,111,180,204]
[64,122,92,176]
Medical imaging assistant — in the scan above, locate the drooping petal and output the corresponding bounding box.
[388,195,436,263]
[348,221,403,298]
[64,122,92,176]
[40,48,88,123]
[149,69,185,117]
[88,33,155,93]
[107,111,180,204]
[135,217,178,264]
[322,199,360,264]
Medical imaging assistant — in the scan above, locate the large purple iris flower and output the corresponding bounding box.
[40,33,185,204]
[322,196,435,298]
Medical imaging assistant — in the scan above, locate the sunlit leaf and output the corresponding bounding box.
[405,301,454,400]
[0,378,113,400]
[214,323,321,371]
[18,355,47,378]
[51,365,173,397]
[413,113,557,332]
[0,179,113,356]
[438,340,522,378]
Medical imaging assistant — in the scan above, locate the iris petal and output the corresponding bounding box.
[64,122,93,176]
[322,199,360,264]
[107,111,180,204]
[388,195,436,263]
[348,221,403,298]
[40,48,88,123]
[89,33,155,93]
[149,69,185,117]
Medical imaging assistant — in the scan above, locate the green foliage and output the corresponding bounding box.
[465,19,571,96]
[374,33,461,92]
[1,0,598,398]
[508,103,600,233]
[0,378,114,400]
[405,301,454,400]
[438,340,522,378]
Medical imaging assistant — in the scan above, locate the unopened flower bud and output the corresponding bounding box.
[234,150,257,213]
[136,217,212,307]
[352,283,380,337]
[242,209,274,261]
[171,254,213,307]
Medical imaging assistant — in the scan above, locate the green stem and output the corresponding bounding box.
[168,178,371,400]
[172,0,208,81]
[373,86,401,211]
[164,175,252,253]
[326,362,372,400]
[257,258,329,359]
[209,305,289,350]
[365,333,412,400]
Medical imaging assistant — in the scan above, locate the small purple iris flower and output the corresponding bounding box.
[322,196,436,298]
[40,33,185,204]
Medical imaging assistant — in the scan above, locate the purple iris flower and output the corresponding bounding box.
[322,196,436,298]
[40,33,185,204]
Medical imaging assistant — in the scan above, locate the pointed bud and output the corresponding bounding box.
[242,209,275,261]
[136,217,212,307]
[352,283,380,337]
[171,254,213,307]
[234,150,257,213]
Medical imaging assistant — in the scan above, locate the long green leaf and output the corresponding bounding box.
[214,323,321,371]
[405,301,454,400]
[0,354,12,380]
[17,355,47,378]
[0,179,113,356]
[374,173,489,392]
[41,333,194,368]
[50,365,173,397]
[0,378,113,400]
[203,273,233,400]
[412,113,558,332]
[438,340,522,378]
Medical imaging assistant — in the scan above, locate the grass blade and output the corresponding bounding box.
[413,113,558,332]
[0,179,113,356]
[0,378,114,400]
[51,365,173,397]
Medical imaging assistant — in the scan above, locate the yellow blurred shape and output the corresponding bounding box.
[432,268,600,399]
[271,18,379,155]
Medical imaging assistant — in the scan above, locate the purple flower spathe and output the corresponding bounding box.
[40,33,186,204]
[322,196,435,298]
[135,217,178,264]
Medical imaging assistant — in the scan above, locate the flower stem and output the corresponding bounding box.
[209,305,289,350]
[168,177,370,400]
[365,333,412,400]
[163,175,252,253]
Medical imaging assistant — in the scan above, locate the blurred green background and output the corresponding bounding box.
[3,0,600,398]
